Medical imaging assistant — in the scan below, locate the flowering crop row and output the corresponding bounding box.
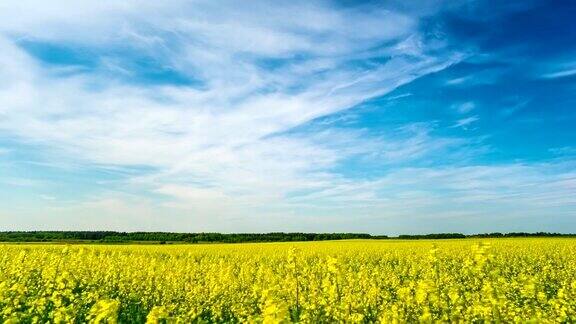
[1,239,575,323]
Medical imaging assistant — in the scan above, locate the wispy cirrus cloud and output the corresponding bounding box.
[542,66,576,79]
[452,116,479,129]
[454,102,476,114]
[0,0,465,230]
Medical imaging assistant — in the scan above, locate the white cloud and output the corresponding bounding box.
[2,160,575,233]
[445,76,470,85]
[1,177,42,187]
[0,3,459,187]
[279,162,576,233]
[549,146,576,156]
[454,101,476,114]
[542,68,576,79]
[452,115,479,129]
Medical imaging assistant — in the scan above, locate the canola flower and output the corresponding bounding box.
[1,239,575,323]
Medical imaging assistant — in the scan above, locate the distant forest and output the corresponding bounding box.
[0,231,574,243]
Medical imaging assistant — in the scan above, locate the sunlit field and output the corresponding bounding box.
[1,239,575,323]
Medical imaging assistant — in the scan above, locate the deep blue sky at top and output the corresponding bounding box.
[332,0,576,163]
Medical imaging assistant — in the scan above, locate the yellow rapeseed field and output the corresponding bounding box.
[1,239,575,323]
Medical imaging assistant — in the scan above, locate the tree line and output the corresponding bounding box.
[0,231,376,243]
[0,231,574,243]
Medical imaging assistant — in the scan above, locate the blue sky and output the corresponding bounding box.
[0,0,575,234]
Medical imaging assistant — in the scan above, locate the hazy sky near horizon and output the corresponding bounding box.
[0,0,575,234]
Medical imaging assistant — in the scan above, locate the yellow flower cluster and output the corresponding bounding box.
[1,239,575,323]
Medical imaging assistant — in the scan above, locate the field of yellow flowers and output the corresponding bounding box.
[1,239,575,323]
